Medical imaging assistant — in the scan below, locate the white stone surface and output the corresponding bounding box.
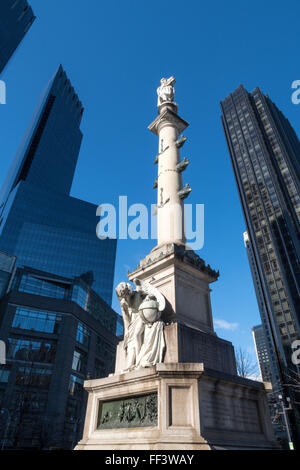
[157,77,176,106]
[75,363,278,450]
[115,279,166,372]
[149,77,190,248]
[129,245,216,332]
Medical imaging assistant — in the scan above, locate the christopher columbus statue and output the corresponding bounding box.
[157,76,176,107]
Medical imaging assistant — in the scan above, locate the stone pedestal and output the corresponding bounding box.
[113,244,237,377]
[75,363,277,450]
[128,243,219,332]
[115,322,236,376]
[76,245,278,450]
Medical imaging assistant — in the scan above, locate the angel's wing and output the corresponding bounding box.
[134,278,166,312]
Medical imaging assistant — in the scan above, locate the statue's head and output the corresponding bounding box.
[133,278,143,292]
[116,282,133,299]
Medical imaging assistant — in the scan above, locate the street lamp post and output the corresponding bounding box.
[0,408,11,450]
[278,395,294,450]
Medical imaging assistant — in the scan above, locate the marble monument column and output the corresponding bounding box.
[149,77,191,248]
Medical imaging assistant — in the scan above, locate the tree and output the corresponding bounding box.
[235,347,260,379]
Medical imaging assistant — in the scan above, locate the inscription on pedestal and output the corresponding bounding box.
[202,393,262,433]
[97,393,158,430]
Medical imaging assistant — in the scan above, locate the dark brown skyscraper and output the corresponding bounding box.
[221,85,300,446]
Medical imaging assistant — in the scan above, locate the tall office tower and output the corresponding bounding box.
[0,66,116,305]
[221,85,300,444]
[0,0,35,75]
[244,232,280,386]
[252,324,273,382]
[0,264,122,449]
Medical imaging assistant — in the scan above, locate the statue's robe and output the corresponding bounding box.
[136,321,165,368]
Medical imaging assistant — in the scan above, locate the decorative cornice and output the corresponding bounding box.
[129,243,220,282]
[148,108,189,136]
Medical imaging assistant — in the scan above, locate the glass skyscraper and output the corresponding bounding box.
[0,0,35,74]
[221,85,300,444]
[0,251,16,298]
[252,324,273,383]
[0,65,117,305]
[244,231,280,386]
[0,263,122,449]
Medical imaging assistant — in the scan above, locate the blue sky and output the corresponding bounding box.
[1,0,300,369]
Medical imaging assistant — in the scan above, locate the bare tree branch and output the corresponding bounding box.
[235,346,259,379]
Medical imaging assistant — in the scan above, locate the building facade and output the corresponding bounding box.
[0,251,16,298]
[0,263,122,449]
[221,85,300,444]
[0,65,117,305]
[244,232,280,385]
[252,323,288,443]
[252,324,273,383]
[0,0,35,75]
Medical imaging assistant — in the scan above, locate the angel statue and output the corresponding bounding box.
[157,76,176,107]
[116,279,166,371]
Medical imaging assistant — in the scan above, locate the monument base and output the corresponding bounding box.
[75,363,278,450]
[115,322,237,376]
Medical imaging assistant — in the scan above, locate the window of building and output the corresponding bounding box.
[76,322,90,348]
[95,336,111,360]
[8,338,56,363]
[72,350,87,374]
[65,397,80,422]
[11,390,48,414]
[93,359,105,379]
[15,367,52,389]
[12,307,62,334]
[71,284,88,310]
[16,273,70,300]
[69,374,84,397]
[0,366,10,383]
[0,271,10,297]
